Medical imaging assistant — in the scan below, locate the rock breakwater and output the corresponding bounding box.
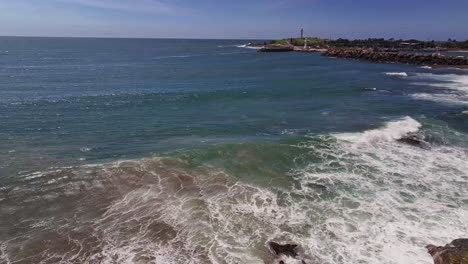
[323,48,468,66]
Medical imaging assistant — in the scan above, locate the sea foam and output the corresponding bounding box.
[410,73,468,105]
[295,117,468,264]
[385,72,408,77]
[2,118,467,264]
[334,116,421,144]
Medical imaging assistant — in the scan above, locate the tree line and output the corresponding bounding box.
[271,37,468,50]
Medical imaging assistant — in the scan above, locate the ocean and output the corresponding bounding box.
[0,37,467,264]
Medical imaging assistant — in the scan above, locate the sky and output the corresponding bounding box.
[0,0,467,40]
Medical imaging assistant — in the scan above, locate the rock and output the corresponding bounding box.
[258,44,294,52]
[397,133,430,149]
[268,241,310,264]
[269,242,298,257]
[426,239,468,264]
[323,48,468,66]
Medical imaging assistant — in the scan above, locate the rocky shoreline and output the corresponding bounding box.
[254,44,468,67]
[323,48,468,66]
[267,239,468,264]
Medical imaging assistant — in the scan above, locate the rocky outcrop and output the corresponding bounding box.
[397,133,430,149]
[269,242,299,257]
[323,48,468,66]
[427,239,468,264]
[258,44,294,52]
[268,242,308,264]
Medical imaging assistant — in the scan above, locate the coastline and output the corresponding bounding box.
[248,42,468,67]
[322,48,468,66]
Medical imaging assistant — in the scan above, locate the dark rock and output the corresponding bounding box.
[269,242,298,257]
[397,133,430,149]
[426,239,468,264]
[258,44,294,52]
[323,48,468,66]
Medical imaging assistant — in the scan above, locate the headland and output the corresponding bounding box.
[251,37,468,66]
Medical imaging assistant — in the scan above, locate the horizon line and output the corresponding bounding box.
[0,35,270,41]
[0,35,466,42]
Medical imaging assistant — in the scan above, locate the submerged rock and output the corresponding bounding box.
[426,239,468,264]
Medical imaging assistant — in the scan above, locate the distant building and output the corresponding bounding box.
[300,28,304,38]
[399,42,423,49]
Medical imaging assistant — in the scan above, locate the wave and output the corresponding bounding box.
[236,44,263,50]
[0,157,302,264]
[409,73,468,105]
[333,116,421,144]
[1,118,467,264]
[385,72,408,77]
[412,73,468,90]
[296,118,468,264]
[412,93,468,106]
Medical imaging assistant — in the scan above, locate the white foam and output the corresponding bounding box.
[412,93,468,106]
[281,129,299,135]
[412,73,468,90]
[3,119,467,264]
[385,72,408,77]
[410,73,468,105]
[236,44,263,50]
[364,87,377,91]
[80,147,92,152]
[419,66,432,69]
[295,118,468,264]
[334,116,421,144]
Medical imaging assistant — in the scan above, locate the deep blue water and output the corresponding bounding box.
[0,37,467,264]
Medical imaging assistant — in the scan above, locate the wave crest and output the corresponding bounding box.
[385,72,408,77]
[333,116,422,144]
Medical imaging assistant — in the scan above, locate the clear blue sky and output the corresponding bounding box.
[0,0,467,40]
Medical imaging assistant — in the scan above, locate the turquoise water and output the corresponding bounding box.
[0,37,467,264]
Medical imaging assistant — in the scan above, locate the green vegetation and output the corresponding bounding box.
[270,37,468,50]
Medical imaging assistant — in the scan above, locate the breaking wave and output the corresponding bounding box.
[1,118,467,264]
[411,93,468,106]
[334,116,421,143]
[236,44,263,50]
[410,73,468,105]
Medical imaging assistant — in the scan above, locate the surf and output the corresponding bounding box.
[1,117,467,264]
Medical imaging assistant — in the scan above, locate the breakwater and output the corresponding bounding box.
[323,48,468,66]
